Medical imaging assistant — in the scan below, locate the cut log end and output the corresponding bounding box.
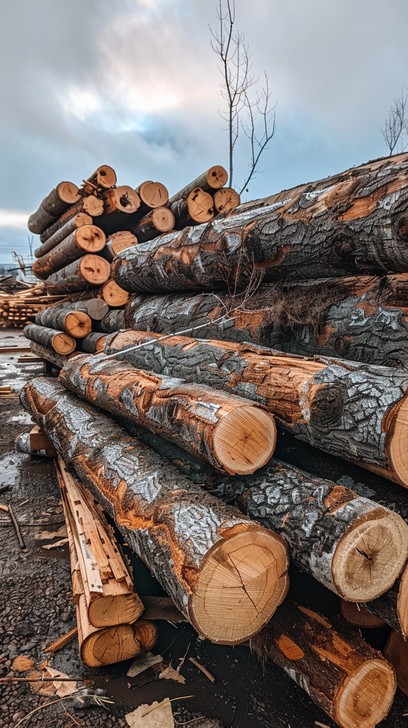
[389,394,408,487]
[85,299,109,321]
[332,510,408,602]
[213,406,276,475]
[88,593,144,628]
[335,658,396,728]
[53,333,76,355]
[58,181,80,205]
[79,255,111,285]
[187,188,214,223]
[207,165,228,190]
[101,279,129,306]
[137,181,169,208]
[80,623,142,667]
[65,311,92,339]
[77,225,106,251]
[213,187,241,213]
[150,207,175,232]
[190,527,288,644]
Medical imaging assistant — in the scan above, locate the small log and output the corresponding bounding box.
[28,182,80,234]
[59,353,277,474]
[364,564,408,637]
[169,166,228,201]
[32,226,106,280]
[98,187,141,234]
[384,631,408,696]
[23,323,76,354]
[29,342,71,369]
[95,309,125,333]
[213,187,241,213]
[136,180,169,211]
[340,601,386,629]
[85,164,117,190]
[102,231,138,261]
[104,331,408,488]
[45,255,111,294]
[20,377,289,644]
[50,298,109,321]
[97,279,129,307]
[170,188,214,227]
[251,601,396,728]
[57,195,104,225]
[34,214,93,258]
[132,207,175,243]
[77,333,107,353]
[35,308,92,338]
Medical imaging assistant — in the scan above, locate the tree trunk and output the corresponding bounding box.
[104,330,408,488]
[51,298,109,321]
[251,601,396,728]
[169,166,228,202]
[44,255,111,294]
[112,154,408,293]
[32,226,106,280]
[23,323,76,354]
[213,187,240,213]
[20,377,289,644]
[85,164,117,191]
[29,342,71,369]
[77,332,107,353]
[132,207,175,243]
[95,309,125,333]
[56,458,144,627]
[35,214,92,255]
[102,231,138,261]
[28,182,80,234]
[59,353,277,474]
[170,188,214,227]
[35,308,92,338]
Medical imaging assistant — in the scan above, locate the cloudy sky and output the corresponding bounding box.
[1,0,408,263]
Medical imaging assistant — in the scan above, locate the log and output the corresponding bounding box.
[170,188,214,227]
[364,564,408,637]
[77,332,107,353]
[16,426,57,458]
[95,309,125,333]
[97,279,129,307]
[384,631,408,696]
[56,195,104,225]
[102,231,138,261]
[20,377,289,644]
[104,331,408,488]
[136,180,169,210]
[32,226,106,280]
[85,164,117,191]
[213,187,241,213]
[251,601,396,728]
[50,298,109,321]
[98,187,141,234]
[28,182,80,234]
[112,153,408,293]
[35,308,92,338]
[340,601,386,629]
[132,207,175,243]
[29,342,71,369]
[59,353,277,474]
[169,166,228,201]
[23,323,76,355]
[45,255,111,294]
[56,458,144,627]
[34,214,93,256]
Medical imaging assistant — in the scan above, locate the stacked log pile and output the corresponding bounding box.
[0,282,66,328]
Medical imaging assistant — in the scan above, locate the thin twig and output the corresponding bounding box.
[188,657,216,683]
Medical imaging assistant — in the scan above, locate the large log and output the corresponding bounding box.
[59,353,277,474]
[251,601,396,728]
[169,166,228,201]
[28,182,80,234]
[50,298,109,321]
[132,207,175,243]
[20,377,289,644]
[112,154,408,293]
[170,188,214,227]
[104,331,408,488]
[35,308,92,338]
[23,323,76,355]
[32,226,106,280]
[44,255,111,294]
[35,214,92,256]
[95,309,125,333]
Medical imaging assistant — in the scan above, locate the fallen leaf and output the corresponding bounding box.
[12,655,35,672]
[42,538,69,550]
[158,664,185,684]
[28,669,55,696]
[127,651,163,677]
[125,698,174,727]
[46,666,78,697]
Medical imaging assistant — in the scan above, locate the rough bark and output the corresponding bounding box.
[35,214,92,254]
[251,601,396,728]
[20,377,289,644]
[29,342,71,369]
[28,182,80,234]
[35,308,91,338]
[213,187,240,213]
[95,309,125,333]
[59,353,277,474]
[77,332,107,353]
[44,255,111,294]
[112,153,408,293]
[169,167,228,201]
[170,188,214,227]
[102,231,138,261]
[104,330,408,488]
[132,207,175,243]
[32,226,106,280]
[50,298,109,321]
[23,323,76,354]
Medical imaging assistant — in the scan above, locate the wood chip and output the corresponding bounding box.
[38,525,67,540]
[44,627,78,654]
[45,666,78,697]
[125,698,174,727]
[42,537,69,550]
[127,652,163,677]
[158,664,186,684]
[11,655,35,673]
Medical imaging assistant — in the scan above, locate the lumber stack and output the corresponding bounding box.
[0,283,67,329]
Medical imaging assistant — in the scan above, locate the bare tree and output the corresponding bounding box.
[382,88,408,155]
[210,0,276,195]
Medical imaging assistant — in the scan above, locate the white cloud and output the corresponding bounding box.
[0,210,28,229]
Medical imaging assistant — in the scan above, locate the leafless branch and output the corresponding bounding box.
[382,88,408,155]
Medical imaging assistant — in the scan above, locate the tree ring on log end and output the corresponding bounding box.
[88,593,144,628]
[65,312,92,339]
[212,405,277,474]
[387,394,408,488]
[332,510,408,602]
[81,624,142,667]
[335,659,396,728]
[52,332,76,355]
[189,527,288,644]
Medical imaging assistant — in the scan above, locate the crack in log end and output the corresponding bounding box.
[356,547,373,562]
[335,660,396,728]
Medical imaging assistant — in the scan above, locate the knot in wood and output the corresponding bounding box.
[309,384,343,428]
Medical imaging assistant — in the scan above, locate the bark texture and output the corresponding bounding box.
[28,182,80,234]
[51,298,109,321]
[45,255,111,294]
[32,226,106,280]
[95,309,125,333]
[23,323,76,354]
[104,330,408,487]
[58,353,277,474]
[35,214,92,253]
[77,332,107,353]
[35,308,92,338]
[112,154,408,293]
[29,342,71,369]
[20,377,289,644]
[251,601,396,728]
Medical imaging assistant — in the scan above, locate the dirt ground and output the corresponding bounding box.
[0,329,407,727]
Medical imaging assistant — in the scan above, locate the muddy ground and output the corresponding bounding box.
[0,329,407,727]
